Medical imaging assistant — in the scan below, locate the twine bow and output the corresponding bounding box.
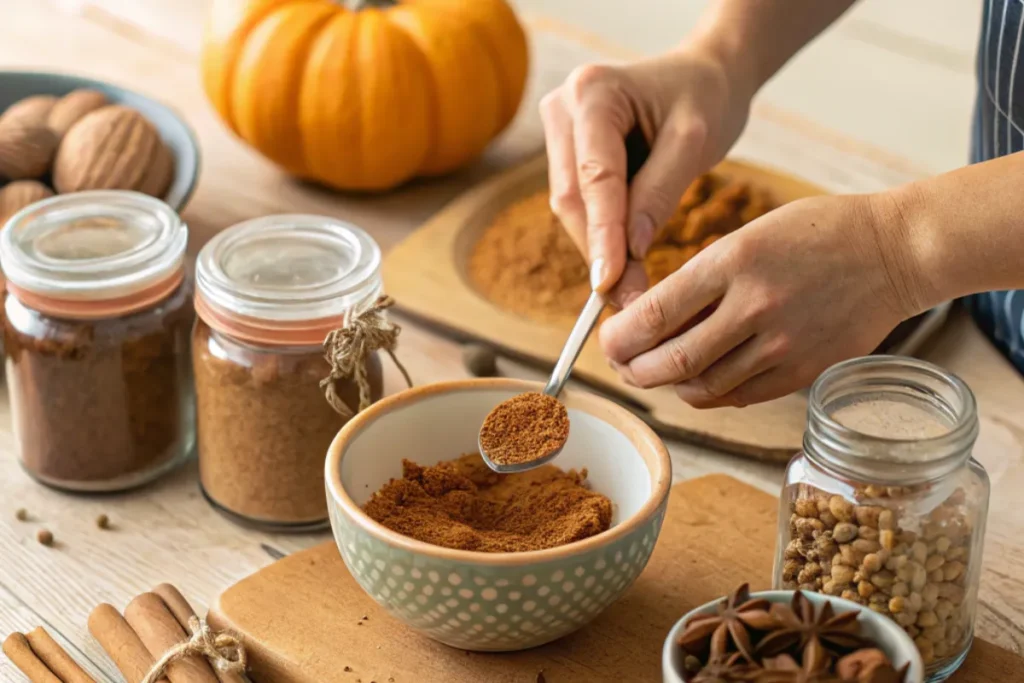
[141,617,247,683]
[321,295,412,419]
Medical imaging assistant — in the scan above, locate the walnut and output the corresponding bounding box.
[53,105,162,194]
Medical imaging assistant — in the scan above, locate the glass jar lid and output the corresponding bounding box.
[0,191,187,317]
[195,215,383,345]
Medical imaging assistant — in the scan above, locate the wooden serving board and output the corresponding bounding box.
[383,156,830,462]
[207,475,1020,683]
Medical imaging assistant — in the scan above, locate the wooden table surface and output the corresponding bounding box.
[0,1,1021,680]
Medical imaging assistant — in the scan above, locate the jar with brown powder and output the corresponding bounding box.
[1,191,195,491]
[193,215,385,531]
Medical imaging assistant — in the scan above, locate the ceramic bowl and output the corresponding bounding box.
[325,378,672,652]
[0,71,200,210]
[662,590,926,683]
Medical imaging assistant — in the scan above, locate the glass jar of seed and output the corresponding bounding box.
[773,356,990,683]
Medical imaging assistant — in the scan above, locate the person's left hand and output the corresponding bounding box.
[599,192,932,407]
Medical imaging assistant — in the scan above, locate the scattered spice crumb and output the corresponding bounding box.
[361,615,369,620]
[36,529,53,546]
[388,678,395,682]
[356,622,362,626]
[537,672,547,683]
[462,343,498,377]
[15,508,28,522]
[344,666,352,672]
[95,514,110,529]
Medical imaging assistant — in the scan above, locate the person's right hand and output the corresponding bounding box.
[540,45,755,302]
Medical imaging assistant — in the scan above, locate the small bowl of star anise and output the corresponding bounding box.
[662,585,924,683]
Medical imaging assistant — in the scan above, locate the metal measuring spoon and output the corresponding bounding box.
[479,127,651,474]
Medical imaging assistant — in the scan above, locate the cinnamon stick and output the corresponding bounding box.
[124,593,220,683]
[151,585,247,683]
[2,632,61,683]
[24,627,95,683]
[88,603,163,683]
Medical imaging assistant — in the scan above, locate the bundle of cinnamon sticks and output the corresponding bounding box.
[3,627,95,683]
[4,584,249,683]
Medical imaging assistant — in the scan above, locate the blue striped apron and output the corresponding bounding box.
[966,0,1024,373]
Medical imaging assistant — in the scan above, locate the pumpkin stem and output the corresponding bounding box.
[343,0,395,9]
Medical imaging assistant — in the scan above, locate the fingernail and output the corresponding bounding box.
[628,213,655,259]
[590,258,607,291]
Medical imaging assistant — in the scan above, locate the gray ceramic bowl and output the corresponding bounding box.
[0,70,200,211]
[326,378,673,651]
[662,590,925,683]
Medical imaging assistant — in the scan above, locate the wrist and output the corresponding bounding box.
[869,184,952,313]
[683,16,761,107]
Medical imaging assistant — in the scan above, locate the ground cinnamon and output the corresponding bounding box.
[479,392,569,466]
[364,454,612,552]
[468,173,775,324]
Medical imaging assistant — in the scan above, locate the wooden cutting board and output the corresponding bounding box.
[207,475,1020,683]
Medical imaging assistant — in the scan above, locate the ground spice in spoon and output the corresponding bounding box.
[479,392,569,466]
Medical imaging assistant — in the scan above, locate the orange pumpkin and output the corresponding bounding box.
[201,0,529,191]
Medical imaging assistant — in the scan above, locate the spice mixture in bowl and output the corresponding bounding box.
[325,378,672,652]
[467,172,775,325]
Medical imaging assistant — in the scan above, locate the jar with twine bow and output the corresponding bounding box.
[192,215,409,532]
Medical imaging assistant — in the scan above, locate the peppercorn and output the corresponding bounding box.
[462,343,498,377]
[36,529,53,546]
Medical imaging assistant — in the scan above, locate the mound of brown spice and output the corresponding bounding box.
[363,454,612,553]
[468,173,775,324]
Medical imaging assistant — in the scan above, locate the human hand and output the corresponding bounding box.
[539,45,755,299]
[599,193,931,407]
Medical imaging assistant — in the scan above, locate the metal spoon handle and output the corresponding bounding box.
[544,289,606,397]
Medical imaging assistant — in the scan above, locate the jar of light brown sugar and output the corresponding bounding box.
[193,215,385,531]
[1,191,194,491]
[773,356,990,683]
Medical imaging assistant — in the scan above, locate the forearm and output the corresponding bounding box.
[687,0,859,99]
[890,150,1024,305]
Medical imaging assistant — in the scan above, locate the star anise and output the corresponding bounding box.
[689,652,761,682]
[755,652,844,683]
[756,592,870,661]
[835,649,909,683]
[678,584,776,661]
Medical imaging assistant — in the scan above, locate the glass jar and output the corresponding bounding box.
[773,356,990,682]
[193,215,384,532]
[1,191,194,491]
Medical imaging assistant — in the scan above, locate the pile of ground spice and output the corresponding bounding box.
[467,173,775,324]
[363,454,612,552]
[479,392,569,466]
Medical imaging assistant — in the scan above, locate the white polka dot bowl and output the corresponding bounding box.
[661,591,925,683]
[325,378,672,652]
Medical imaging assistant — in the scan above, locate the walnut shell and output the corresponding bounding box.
[48,89,109,139]
[53,105,161,193]
[0,180,54,226]
[137,140,175,199]
[0,96,58,128]
[0,122,59,180]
